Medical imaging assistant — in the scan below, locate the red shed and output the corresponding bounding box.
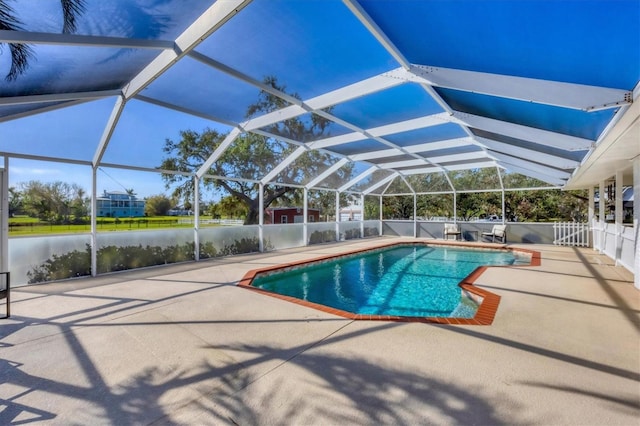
[265,207,320,224]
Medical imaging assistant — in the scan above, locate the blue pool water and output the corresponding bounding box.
[251,245,519,318]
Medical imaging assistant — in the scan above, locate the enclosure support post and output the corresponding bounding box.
[193,176,200,261]
[0,158,8,274]
[379,195,383,236]
[598,180,606,253]
[335,191,340,242]
[501,189,506,224]
[615,170,624,266]
[413,193,417,238]
[90,166,97,277]
[303,188,308,246]
[453,191,457,223]
[588,186,595,248]
[633,156,639,290]
[360,193,365,238]
[259,183,264,252]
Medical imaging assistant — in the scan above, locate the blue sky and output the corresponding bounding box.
[1,97,229,199]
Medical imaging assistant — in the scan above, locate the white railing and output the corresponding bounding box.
[179,218,245,226]
[553,222,590,247]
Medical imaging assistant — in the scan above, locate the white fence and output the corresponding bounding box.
[592,220,636,273]
[553,222,590,247]
[179,218,245,226]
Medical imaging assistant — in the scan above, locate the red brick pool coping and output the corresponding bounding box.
[238,241,541,325]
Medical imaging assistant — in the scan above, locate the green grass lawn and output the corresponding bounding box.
[8,216,219,236]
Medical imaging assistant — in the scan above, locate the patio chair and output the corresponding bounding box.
[0,272,9,318]
[481,224,507,243]
[444,223,462,240]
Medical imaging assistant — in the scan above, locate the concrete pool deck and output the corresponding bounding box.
[1,237,638,425]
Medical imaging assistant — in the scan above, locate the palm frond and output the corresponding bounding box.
[60,0,86,34]
[6,42,34,81]
[0,0,35,81]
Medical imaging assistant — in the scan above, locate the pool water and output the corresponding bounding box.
[251,244,519,318]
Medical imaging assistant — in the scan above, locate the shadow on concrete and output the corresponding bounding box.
[571,247,640,333]
[518,381,640,415]
[1,319,520,425]
[480,284,640,313]
[1,244,636,424]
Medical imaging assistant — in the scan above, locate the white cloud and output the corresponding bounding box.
[10,166,64,177]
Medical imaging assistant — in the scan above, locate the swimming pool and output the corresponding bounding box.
[240,242,538,324]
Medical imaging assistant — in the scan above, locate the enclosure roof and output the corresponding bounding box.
[1,0,638,193]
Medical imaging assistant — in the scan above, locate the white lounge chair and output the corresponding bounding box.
[444,223,461,240]
[481,224,507,243]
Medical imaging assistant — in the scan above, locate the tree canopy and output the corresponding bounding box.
[144,194,172,217]
[160,77,352,224]
[18,180,88,223]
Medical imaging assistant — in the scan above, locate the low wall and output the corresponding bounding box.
[14,219,629,287]
[384,220,555,244]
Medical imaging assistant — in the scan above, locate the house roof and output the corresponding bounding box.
[1,0,638,194]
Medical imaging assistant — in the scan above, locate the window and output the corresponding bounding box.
[309,215,315,222]
[281,215,288,224]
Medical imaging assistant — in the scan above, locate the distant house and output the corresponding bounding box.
[265,207,320,224]
[167,207,193,216]
[96,191,145,218]
[339,206,362,221]
[595,186,634,222]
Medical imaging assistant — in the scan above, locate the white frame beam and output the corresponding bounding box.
[476,136,580,170]
[260,146,306,185]
[378,152,491,169]
[443,161,498,171]
[363,173,398,195]
[502,164,566,187]
[0,30,175,50]
[196,127,242,178]
[0,90,122,106]
[309,112,453,150]
[92,95,126,166]
[343,0,411,69]
[452,112,594,151]
[349,138,474,161]
[491,152,571,180]
[123,0,252,100]
[399,167,441,176]
[240,68,407,132]
[305,158,349,189]
[338,166,377,193]
[408,64,631,112]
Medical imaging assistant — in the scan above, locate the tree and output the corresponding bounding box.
[0,0,85,80]
[8,186,23,217]
[418,194,453,220]
[363,196,380,220]
[69,186,89,222]
[144,194,172,217]
[160,77,352,225]
[214,195,248,219]
[383,195,414,219]
[20,180,87,223]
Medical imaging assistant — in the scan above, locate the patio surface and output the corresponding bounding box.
[1,237,638,425]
